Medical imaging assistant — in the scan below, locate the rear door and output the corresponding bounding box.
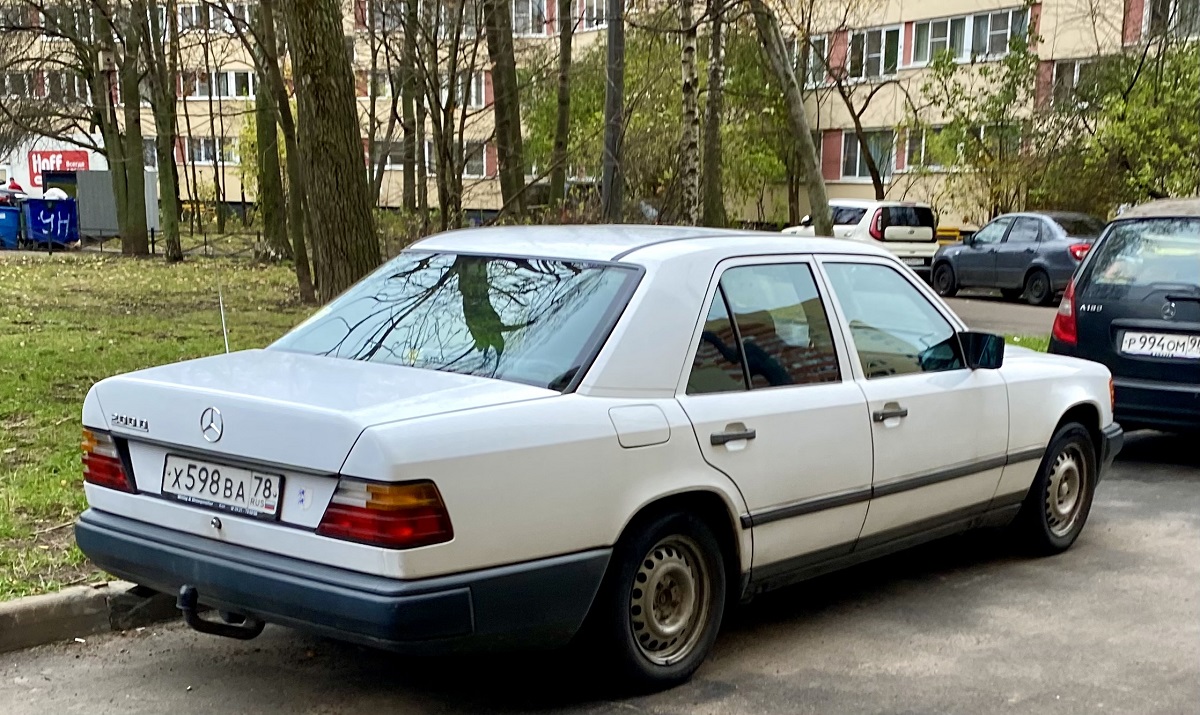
[1073,217,1200,387]
[994,216,1042,288]
[956,216,1013,286]
[677,258,873,575]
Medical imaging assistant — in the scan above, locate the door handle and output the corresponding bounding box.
[872,406,909,422]
[711,427,757,445]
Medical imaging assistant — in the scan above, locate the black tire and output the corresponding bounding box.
[1024,270,1053,306]
[1000,288,1024,301]
[932,263,958,297]
[1014,422,1097,555]
[583,510,727,692]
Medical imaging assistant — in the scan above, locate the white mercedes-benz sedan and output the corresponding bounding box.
[75,226,1123,689]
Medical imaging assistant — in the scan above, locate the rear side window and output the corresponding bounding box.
[884,206,936,228]
[1052,215,1105,237]
[687,264,841,394]
[832,207,868,225]
[1082,218,1200,298]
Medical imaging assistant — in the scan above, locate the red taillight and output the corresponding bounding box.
[869,209,884,240]
[1068,243,1091,261]
[82,429,134,492]
[317,479,453,549]
[1052,279,1078,346]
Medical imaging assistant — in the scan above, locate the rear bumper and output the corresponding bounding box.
[1113,377,1200,433]
[75,509,610,653]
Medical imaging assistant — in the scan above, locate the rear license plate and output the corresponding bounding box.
[161,455,283,520]
[902,257,928,267]
[1120,332,1200,360]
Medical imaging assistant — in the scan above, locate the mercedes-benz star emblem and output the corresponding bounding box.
[200,407,224,442]
[1163,302,1177,320]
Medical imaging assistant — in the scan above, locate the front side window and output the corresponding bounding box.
[972,216,1013,245]
[824,262,963,379]
[686,264,841,394]
[271,252,638,391]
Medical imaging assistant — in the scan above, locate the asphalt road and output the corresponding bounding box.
[2,432,1197,715]
[946,291,1058,336]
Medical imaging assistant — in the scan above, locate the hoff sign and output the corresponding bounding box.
[28,150,90,188]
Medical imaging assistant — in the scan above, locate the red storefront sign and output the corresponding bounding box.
[28,150,90,188]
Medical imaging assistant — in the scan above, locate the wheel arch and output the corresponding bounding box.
[614,488,747,598]
[1056,401,1103,454]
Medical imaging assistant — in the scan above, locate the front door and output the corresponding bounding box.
[820,259,1010,548]
[957,217,1013,286]
[677,260,872,577]
[994,216,1043,289]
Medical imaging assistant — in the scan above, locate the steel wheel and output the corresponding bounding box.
[1045,446,1088,538]
[1025,270,1052,306]
[932,264,957,297]
[629,535,711,666]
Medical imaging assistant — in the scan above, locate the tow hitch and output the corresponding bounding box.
[176,585,266,640]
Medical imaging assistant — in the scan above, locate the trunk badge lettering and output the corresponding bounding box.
[200,407,224,443]
[111,414,149,432]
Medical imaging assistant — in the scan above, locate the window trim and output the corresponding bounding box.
[907,6,1030,68]
[679,256,856,396]
[846,25,902,82]
[814,255,968,382]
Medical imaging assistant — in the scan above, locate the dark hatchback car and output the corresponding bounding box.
[932,211,1106,305]
[1049,199,1200,433]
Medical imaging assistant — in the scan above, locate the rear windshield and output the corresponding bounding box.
[271,252,638,391]
[1052,215,1106,237]
[884,206,936,228]
[1081,218,1200,298]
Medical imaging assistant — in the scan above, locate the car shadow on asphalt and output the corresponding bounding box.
[1116,430,1200,471]
[289,527,1028,712]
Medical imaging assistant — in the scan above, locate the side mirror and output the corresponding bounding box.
[962,233,974,246]
[960,331,1004,370]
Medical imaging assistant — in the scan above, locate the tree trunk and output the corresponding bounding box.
[255,82,290,258]
[748,0,831,237]
[679,0,699,226]
[600,0,625,222]
[401,0,418,212]
[119,14,150,256]
[700,4,726,227]
[482,0,526,217]
[141,0,183,261]
[549,0,573,207]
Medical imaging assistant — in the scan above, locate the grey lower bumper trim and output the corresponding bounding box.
[74,509,610,653]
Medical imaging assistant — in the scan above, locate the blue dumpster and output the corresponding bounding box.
[0,206,19,249]
[23,198,79,246]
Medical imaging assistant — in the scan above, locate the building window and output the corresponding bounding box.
[513,0,545,35]
[971,7,1028,58]
[439,71,485,108]
[1150,0,1200,36]
[463,141,486,177]
[143,138,158,169]
[373,142,406,168]
[219,3,254,32]
[178,4,212,31]
[841,130,894,179]
[848,27,900,80]
[214,70,254,98]
[582,0,605,30]
[912,17,967,63]
[3,72,32,98]
[1053,59,1095,105]
[905,127,945,169]
[44,72,90,104]
[187,137,238,165]
[805,35,828,87]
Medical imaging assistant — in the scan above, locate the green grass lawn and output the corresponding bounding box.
[0,253,310,598]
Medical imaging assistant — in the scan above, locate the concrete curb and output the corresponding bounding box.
[0,581,180,655]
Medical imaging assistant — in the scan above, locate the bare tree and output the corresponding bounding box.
[700,0,726,227]
[138,0,183,260]
[600,0,625,221]
[547,0,574,206]
[481,0,526,217]
[679,0,699,225]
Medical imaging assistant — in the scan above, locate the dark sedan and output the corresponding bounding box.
[931,211,1106,305]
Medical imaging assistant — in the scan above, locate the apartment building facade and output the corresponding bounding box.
[0,0,1187,226]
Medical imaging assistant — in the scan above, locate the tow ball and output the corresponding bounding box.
[176,585,266,640]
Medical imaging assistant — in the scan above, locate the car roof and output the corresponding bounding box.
[826,198,932,209]
[411,224,890,263]
[1117,198,1200,219]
